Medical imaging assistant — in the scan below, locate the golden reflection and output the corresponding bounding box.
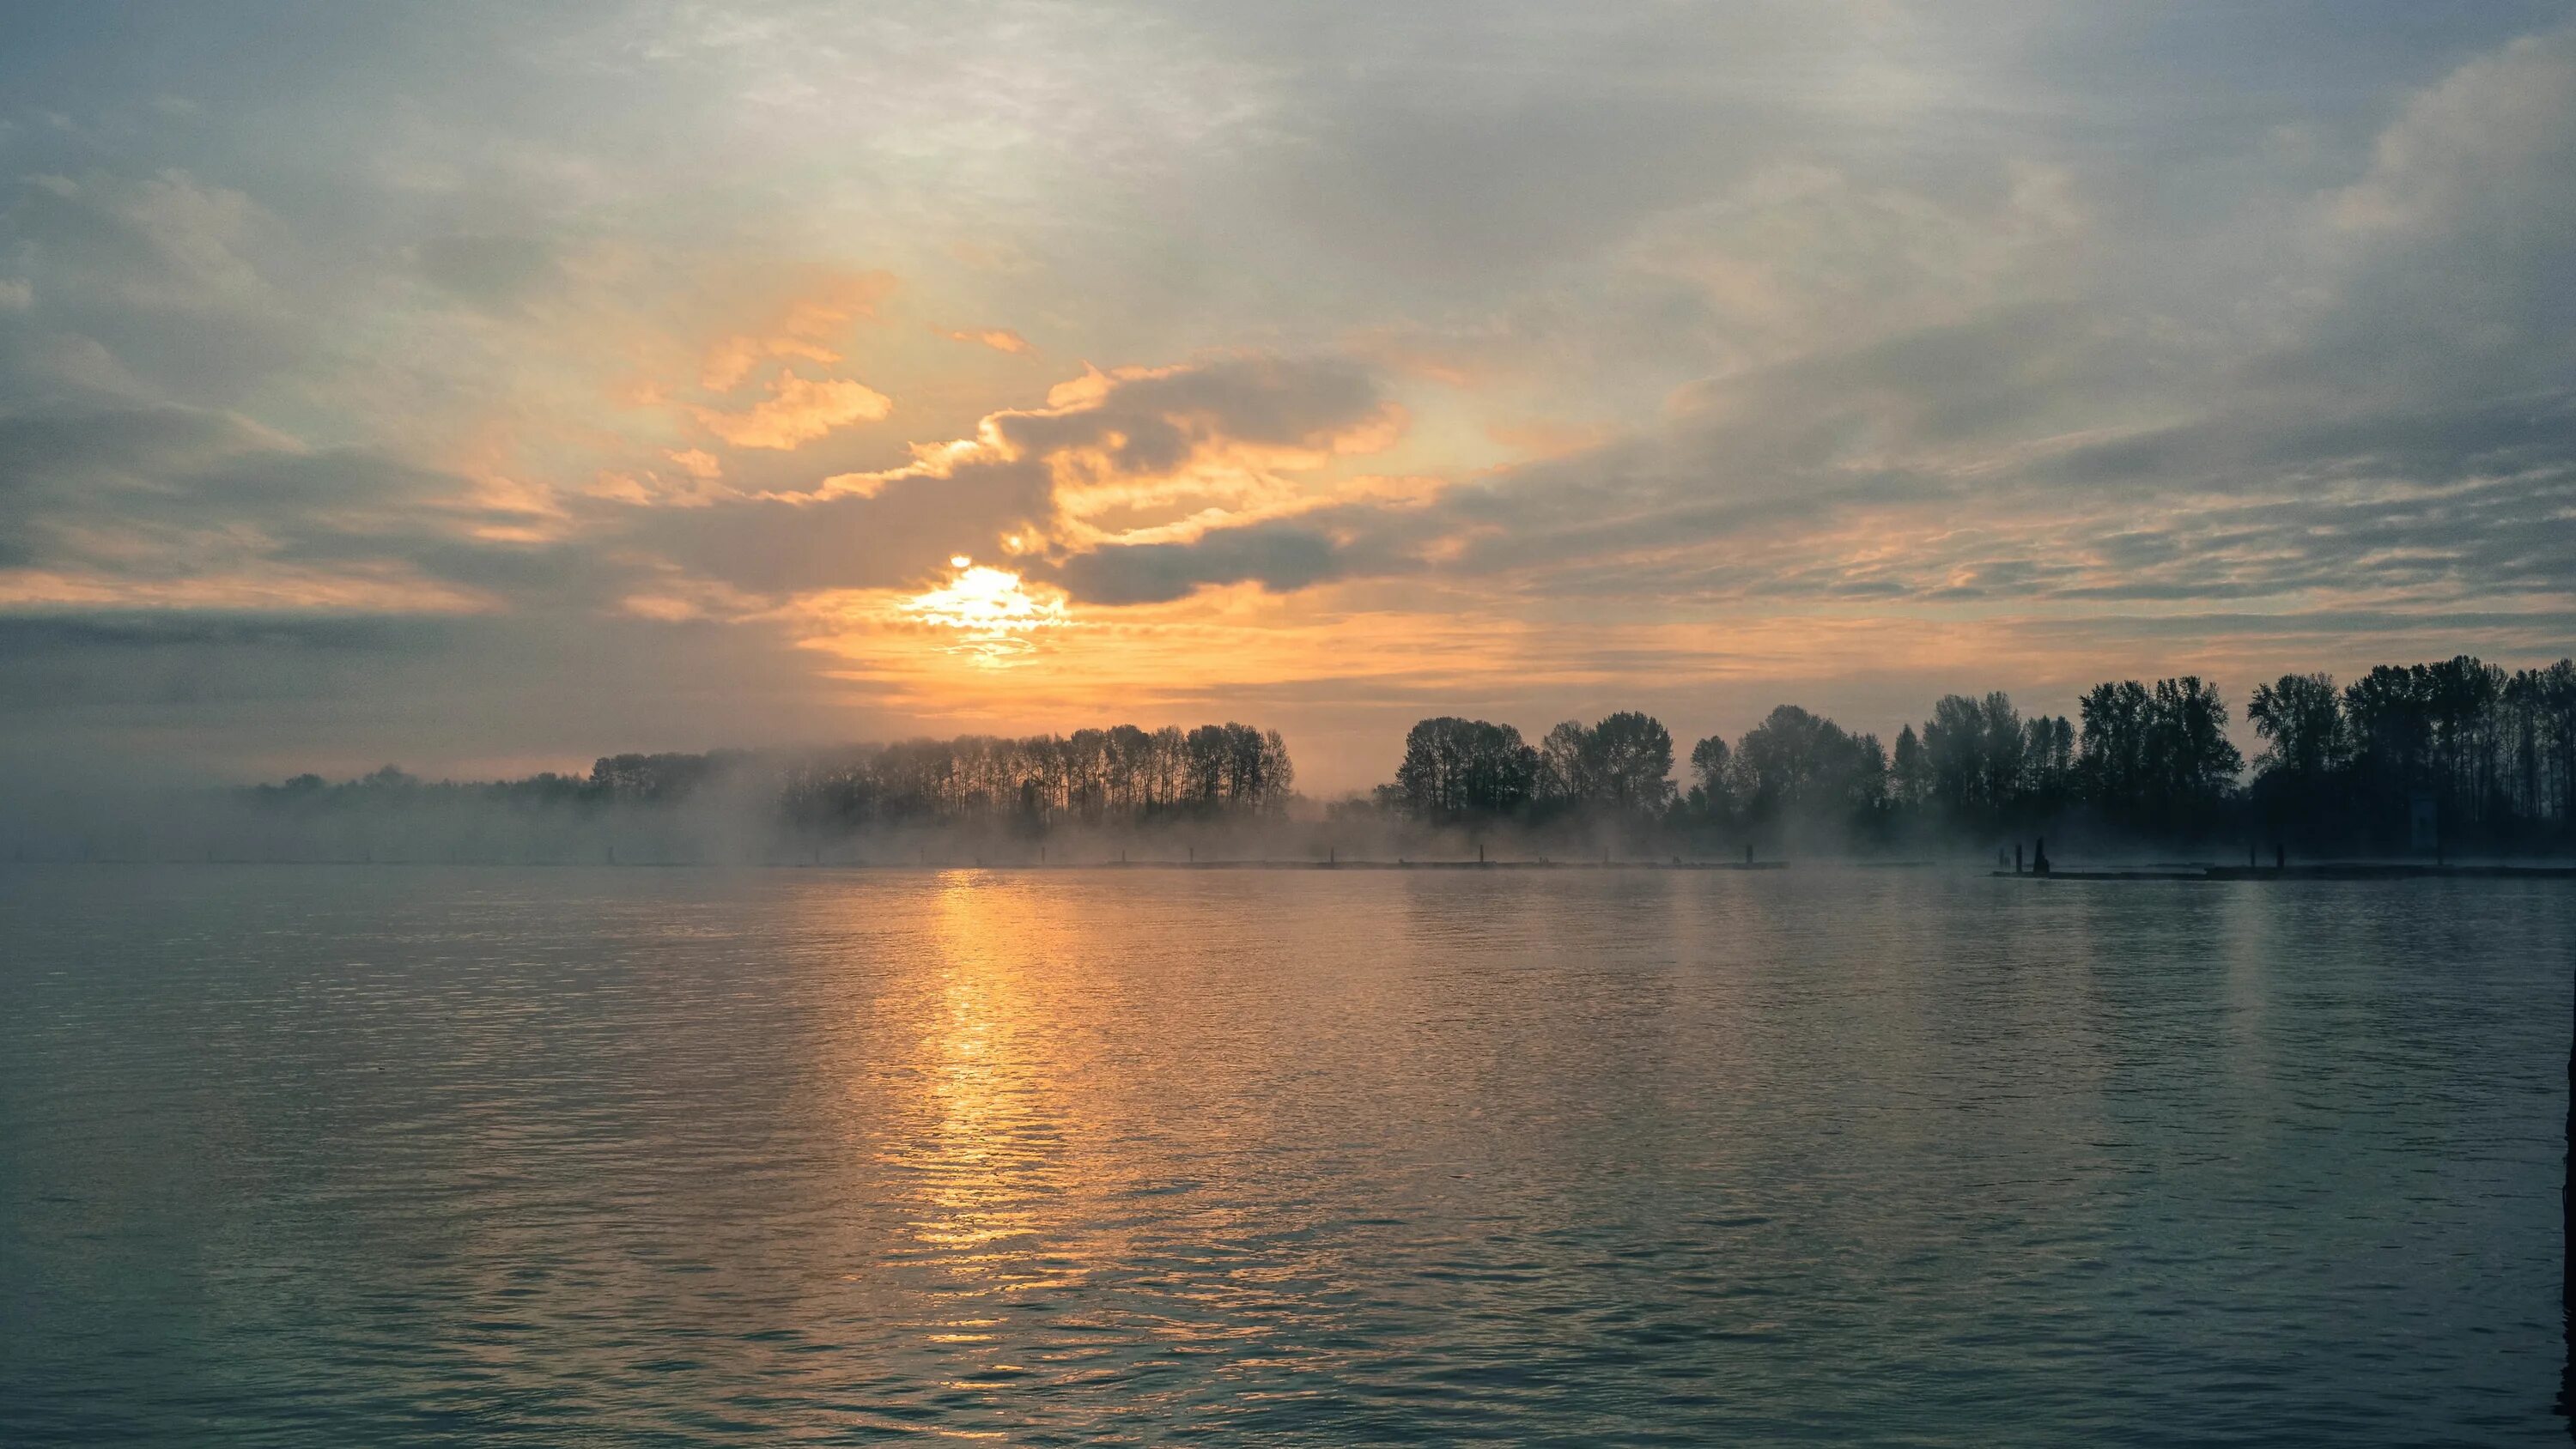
[880,874,1091,1317]
[789,871,1370,1406]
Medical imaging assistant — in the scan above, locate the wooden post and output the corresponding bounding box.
[2562,967,2574,1417]
[2555,962,2576,1421]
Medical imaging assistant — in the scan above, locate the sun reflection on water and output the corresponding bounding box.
[873,874,1095,1367]
[823,872,1369,1423]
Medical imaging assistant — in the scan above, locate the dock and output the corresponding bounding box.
[1995,864,2576,882]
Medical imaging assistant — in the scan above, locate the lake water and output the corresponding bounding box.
[3,864,2571,1445]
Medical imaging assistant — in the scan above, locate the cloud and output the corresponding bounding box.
[0,403,541,615]
[2329,28,2576,243]
[5,170,276,314]
[0,610,453,656]
[983,355,1404,530]
[1054,521,1375,605]
[940,327,1033,354]
[611,355,1412,651]
[1014,22,2576,621]
[691,368,894,449]
[2286,24,2576,407]
[4,4,2574,786]
[0,169,314,408]
[665,447,722,480]
[0,565,494,615]
[416,233,556,308]
[775,353,1400,534]
[699,272,895,392]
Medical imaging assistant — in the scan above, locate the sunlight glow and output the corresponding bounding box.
[902,558,1070,664]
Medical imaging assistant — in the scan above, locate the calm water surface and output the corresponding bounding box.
[2,865,2570,1445]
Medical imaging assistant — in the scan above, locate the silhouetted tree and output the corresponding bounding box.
[2075,676,2239,833]
[1921,692,2032,822]
[1890,724,1930,809]
[1910,693,2067,828]
[592,752,733,802]
[2076,679,2155,819]
[1726,706,1886,828]
[762,722,1294,828]
[2146,676,2242,819]
[1538,720,1595,806]
[2019,714,2076,816]
[1393,717,1540,820]
[2502,661,2576,835]
[1687,734,1735,819]
[1526,713,1674,814]
[2245,671,2343,844]
[2249,673,2343,780]
[1588,712,1676,813]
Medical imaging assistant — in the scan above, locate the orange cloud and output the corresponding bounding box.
[940,326,1034,355]
[693,368,894,449]
[700,271,895,392]
[585,465,739,508]
[665,447,723,480]
[768,356,1409,555]
[0,565,495,614]
[614,571,775,622]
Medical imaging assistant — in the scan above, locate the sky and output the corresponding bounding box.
[2,2,2571,793]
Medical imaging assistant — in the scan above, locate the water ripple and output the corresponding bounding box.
[1,865,2568,1445]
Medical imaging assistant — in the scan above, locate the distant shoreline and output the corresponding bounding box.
[12,857,2572,878]
[10,856,1805,871]
[1996,863,2576,881]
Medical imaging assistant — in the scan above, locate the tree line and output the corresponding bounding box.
[773,724,1293,828]
[1385,711,1679,819]
[2243,658,2576,850]
[253,722,1296,831]
[1382,656,2576,852]
[241,657,2576,853]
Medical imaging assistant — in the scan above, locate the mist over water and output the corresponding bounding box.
[3,865,2567,1445]
[5,3,2572,1441]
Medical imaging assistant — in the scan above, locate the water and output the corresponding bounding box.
[2,864,2569,1446]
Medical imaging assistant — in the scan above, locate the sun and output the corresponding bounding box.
[901,555,1069,664]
